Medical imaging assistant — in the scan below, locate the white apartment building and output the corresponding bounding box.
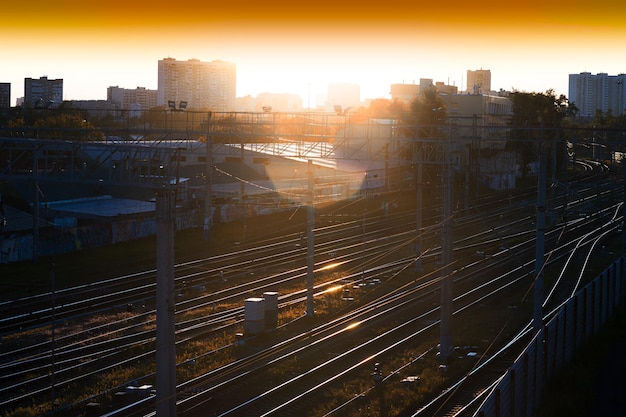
[157,58,236,111]
[568,72,626,118]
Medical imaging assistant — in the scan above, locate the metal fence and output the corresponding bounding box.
[475,256,625,417]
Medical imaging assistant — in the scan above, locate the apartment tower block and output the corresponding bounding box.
[569,72,626,118]
[157,58,236,111]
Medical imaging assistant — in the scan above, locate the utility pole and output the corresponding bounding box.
[415,142,423,272]
[156,189,176,417]
[240,141,246,243]
[204,112,212,241]
[384,142,389,209]
[306,160,315,316]
[550,132,557,225]
[33,142,39,263]
[623,157,626,254]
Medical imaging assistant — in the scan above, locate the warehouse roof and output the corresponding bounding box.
[1,204,52,234]
[46,195,155,218]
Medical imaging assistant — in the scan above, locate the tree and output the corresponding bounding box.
[401,85,447,139]
[33,113,104,141]
[2,106,105,141]
[349,98,408,122]
[509,89,570,128]
[507,90,571,177]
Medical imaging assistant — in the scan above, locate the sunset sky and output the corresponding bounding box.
[3,1,626,107]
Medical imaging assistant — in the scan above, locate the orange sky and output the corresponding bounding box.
[3,2,626,105]
[6,1,626,29]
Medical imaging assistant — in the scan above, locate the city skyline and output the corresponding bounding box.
[3,2,626,107]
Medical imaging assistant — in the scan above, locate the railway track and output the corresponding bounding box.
[0,159,621,416]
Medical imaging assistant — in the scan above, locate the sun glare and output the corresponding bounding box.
[318,262,344,272]
[323,285,344,295]
[345,321,361,331]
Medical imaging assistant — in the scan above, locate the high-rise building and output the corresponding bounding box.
[466,69,491,94]
[326,83,360,112]
[569,72,626,118]
[24,76,63,107]
[107,86,158,110]
[157,58,236,111]
[0,83,10,108]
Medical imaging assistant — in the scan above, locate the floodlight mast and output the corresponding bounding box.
[168,100,187,111]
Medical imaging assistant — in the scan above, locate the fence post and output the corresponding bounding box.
[510,368,516,417]
[495,388,501,417]
[522,353,529,417]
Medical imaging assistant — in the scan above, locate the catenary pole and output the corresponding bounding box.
[534,133,547,335]
[439,125,453,362]
[204,112,212,241]
[156,189,176,416]
[307,160,315,316]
